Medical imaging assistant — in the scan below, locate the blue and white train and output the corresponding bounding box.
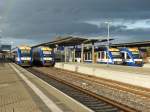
[32,46,55,66]
[11,46,32,66]
[96,47,123,65]
[75,47,123,65]
[120,47,143,67]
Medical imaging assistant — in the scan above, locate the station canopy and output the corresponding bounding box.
[111,40,150,47]
[33,36,113,48]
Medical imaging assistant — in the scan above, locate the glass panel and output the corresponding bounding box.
[21,50,30,57]
[101,52,105,59]
[132,51,140,58]
[43,50,51,57]
[111,51,121,58]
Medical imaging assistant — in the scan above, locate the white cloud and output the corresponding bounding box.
[125,19,150,29]
[84,19,150,30]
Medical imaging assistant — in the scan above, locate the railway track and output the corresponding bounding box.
[46,67,150,97]
[32,67,150,111]
[26,67,136,112]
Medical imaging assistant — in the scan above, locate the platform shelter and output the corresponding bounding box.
[32,36,113,63]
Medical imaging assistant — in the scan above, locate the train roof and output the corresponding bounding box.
[128,48,139,52]
[109,48,120,51]
[36,46,52,51]
[120,47,139,52]
[19,46,31,50]
[12,45,31,50]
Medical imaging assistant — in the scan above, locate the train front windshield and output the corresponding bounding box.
[132,51,140,58]
[21,50,31,57]
[111,51,121,58]
[43,50,52,57]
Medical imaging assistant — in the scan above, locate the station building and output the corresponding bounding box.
[0,44,12,61]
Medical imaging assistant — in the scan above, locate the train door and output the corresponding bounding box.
[121,51,131,64]
[121,51,125,63]
[84,52,92,62]
[96,51,100,62]
[97,51,106,63]
[75,51,81,62]
[102,51,107,63]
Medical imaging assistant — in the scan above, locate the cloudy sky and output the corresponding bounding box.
[0,0,150,46]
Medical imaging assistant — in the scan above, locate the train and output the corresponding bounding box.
[11,46,32,66]
[96,47,123,65]
[120,47,143,67]
[12,44,143,67]
[75,47,123,65]
[75,46,143,66]
[32,46,55,66]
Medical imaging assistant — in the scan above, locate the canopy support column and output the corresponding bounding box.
[81,43,84,63]
[92,42,95,64]
[73,46,76,62]
[64,47,67,62]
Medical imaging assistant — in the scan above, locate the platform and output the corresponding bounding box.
[55,62,150,89]
[144,63,150,68]
[0,63,92,112]
[0,63,44,112]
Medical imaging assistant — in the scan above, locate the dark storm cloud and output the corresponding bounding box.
[0,0,150,45]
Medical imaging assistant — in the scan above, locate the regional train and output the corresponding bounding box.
[11,46,32,66]
[75,47,123,65]
[75,46,143,66]
[120,47,143,67]
[32,46,55,66]
[96,47,123,65]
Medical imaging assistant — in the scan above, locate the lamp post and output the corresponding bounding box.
[0,30,2,52]
[105,21,111,66]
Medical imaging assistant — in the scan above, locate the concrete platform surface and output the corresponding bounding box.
[0,63,67,112]
[0,63,43,112]
[55,62,150,89]
[0,63,93,112]
[144,64,150,68]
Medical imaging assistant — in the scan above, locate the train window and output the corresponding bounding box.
[132,51,140,58]
[86,53,88,60]
[101,52,105,59]
[111,51,121,58]
[84,53,87,60]
[21,50,30,57]
[127,53,130,59]
[121,53,125,59]
[98,52,100,59]
[43,50,51,54]
[75,52,81,58]
[88,52,91,60]
[106,52,110,59]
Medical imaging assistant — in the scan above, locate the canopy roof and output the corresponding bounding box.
[32,36,113,48]
[111,40,150,47]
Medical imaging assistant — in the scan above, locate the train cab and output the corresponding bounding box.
[32,46,55,66]
[96,47,123,65]
[11,46,32,66]
[120,47,143,67]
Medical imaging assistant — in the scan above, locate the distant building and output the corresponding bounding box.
[0,44,12,61]
[0,45,11,52]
